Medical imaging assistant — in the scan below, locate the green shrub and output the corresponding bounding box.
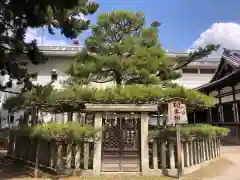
[11,122,100,143]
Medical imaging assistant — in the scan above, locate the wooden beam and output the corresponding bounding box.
[207,97,212,124]
[218,91,224,123]
[232,86,239,123]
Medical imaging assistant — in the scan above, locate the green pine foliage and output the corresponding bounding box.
[3,85,217,111]
[150,124,229,141]
[67,10,219,85]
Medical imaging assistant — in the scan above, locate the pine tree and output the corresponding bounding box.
[0,0,99,93]
[68,10,219,85]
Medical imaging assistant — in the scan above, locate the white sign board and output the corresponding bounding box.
[167,100,188,125]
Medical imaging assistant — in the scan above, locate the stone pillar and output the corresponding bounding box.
[193,140,197,164]
[56,141,63,173]
[161,142,167,171]
[197,140,201,163]
[206,139,210,160]
[56,113,61,122]
[50,141,55,168]
[66,143,72,169]
[213,138,217,158]
[75,144,81,169]
[93,113,102,175]
[140,112,149,175]
[169,142,175,169]
[189,141,193,166]
[202,139,206,161]
[63,113,68,123]
[181,144,185,169]
[184,142,189,167]
[199,140,203,163]
[72,113,78,122]
[217,137,221,156]
[152,141,158,169]
[209,138,213,159]
[84,143,89,169]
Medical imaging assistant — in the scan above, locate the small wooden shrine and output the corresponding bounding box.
[7,102,221,177]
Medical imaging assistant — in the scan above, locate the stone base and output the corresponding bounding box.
[81,170,94,176]
[72,169,82,176]
[131,158,219,177]
[101,172,141,176]
[143,169,162,176]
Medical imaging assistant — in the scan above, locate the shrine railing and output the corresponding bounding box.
[148,137,221,176]
[7,135,94,175]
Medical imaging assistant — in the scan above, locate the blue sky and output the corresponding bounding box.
[26,0,240,52]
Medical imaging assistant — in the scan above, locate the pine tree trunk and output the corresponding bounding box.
[19,110,29,128]
[34,140,40,178]
[22,110,30,126]
[115,71,122,85]
[31,107,36,126]
[31,107,39,126]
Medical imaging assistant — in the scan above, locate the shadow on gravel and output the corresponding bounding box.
[0,151,59,179]
[0,156,35,179]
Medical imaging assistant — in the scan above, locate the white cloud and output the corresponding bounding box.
[25,28,69,46]
[73,13,88,21]
[189,22,240,57]
[192,22,240,49]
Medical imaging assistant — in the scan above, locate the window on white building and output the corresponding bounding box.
[199,69,216,74]
[9,114,14,123]
[182,68,198,74]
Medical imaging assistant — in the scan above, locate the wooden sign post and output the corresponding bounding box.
[167,98,188,179]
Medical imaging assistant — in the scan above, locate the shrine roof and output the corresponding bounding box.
[197,49,240,93]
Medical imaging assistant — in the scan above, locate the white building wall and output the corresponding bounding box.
[176,74,214,88]
[234,83,240,101]
[0,57,72,127]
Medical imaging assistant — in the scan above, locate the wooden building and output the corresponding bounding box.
[192,49,240,140]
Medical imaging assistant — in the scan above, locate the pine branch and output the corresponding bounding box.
[0,79,56,95]
[0,89,20,95]
[173,44,220,70]
[91,78,114,83]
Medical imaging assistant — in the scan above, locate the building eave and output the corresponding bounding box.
[196,49,240,93]
[38,45,82,56]
[197,69,240,92]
